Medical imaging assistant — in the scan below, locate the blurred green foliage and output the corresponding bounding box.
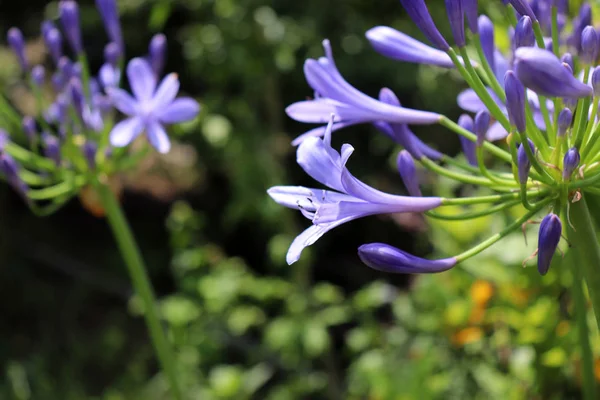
[0,0,597,399]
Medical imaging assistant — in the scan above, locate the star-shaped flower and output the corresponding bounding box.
[108,58,200,153]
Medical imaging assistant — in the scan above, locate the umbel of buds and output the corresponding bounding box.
[269,0,600,281]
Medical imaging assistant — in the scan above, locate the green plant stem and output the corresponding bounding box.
[569,248,596,400]
[95,180,183,400]
[567,196,600,332]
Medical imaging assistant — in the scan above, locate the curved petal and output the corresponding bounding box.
[109,117,144,147]
[291,120,365,146]
[108,88,138,116]
[296,136,350,192]
[156,98,200,124]
[126,58,156,101]
[267,186,360,210]
[486,121,508,141]
[146,121,171,153]
[151,73,180,110]
[286,217,354,264]
[457,89,486,112]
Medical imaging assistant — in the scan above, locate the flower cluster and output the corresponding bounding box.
[1,0,199,214]
[270,0,600,276]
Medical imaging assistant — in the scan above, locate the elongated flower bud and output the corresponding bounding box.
[69,78,85,121]
[570,3,592,53]
[557,108,572,136]
[22,116,37,144]
[478,16,495,71]
[0,153,28,195]
[104,42,120,66]
[463,0,478,34]
[517,139,534,184]
[562,148,580,180]
[514,16,534,48]
[474,110,490,146]
[580,26,599,64]
[592,66,600,97]
[507,0,537,21]
[96,0,123,52]
[504,71,526,133]
[7,28,28,71]
[31,65,45,86]
[397,150,422,197]
[514,47,593,98]
[59,1,83,54]
[42,133,61,166]
[445,0,465,47]
[537,214,561,275]
[399,0,449,50]
[44,28,63,64]
[561,53,574,72]
[458,114,476,166]
[358,243,457,274]
[83,140,97,169]
[149,34,167,77]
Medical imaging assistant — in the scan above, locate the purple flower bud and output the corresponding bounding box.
[504,70,526,133]
[42,133,61,166]
[41,21,55,38]
[59,1,83,54]
[149,34,167,77]
[82,140,97,169]
[562,147,580,180]
[458,114,476,166]
[397,150,422,197]
[71,62,82,79]
[31,65,45,86]
[506,0,537,21]
[399,0,449,50]
[358,242,457,274]
[58,57,73,80]
[514,47,593,98]
[0,153,27,195]
[95,0,123,53]
[463,0,478,34]
[537,213,561,275]
[478,15,495,71]
[514,16,534,48]
[593,66,600,97]
[104,42,120,66]
[561,53,574,71]
[44,28,62,64]
[69,78,85,121]
[557,108,572,136]
[569,4,592,53]
[445,0,465,47]
[517,139,534,184]
[474,110,490,146]
[580,26,599,64]
[22,116,37,144]
[7,28,28,71]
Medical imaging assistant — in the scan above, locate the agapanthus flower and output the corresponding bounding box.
[108,58,200,153]
[272,0,600,278]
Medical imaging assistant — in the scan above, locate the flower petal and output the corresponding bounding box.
[152,73,180,110]
[358,243,457,273]
[156,98,200,124]
[291,120,365,146]
[267,186,360,210]
[486,121,508,141]
[109,117,144,147]
[296,136,351,192]
[108,88,138,115]
[286,217,355,264]
[127,57,156,101]
[146,121,171,153]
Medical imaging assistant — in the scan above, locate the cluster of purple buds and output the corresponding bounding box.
[269,0,600,277]
[1,0,200,215]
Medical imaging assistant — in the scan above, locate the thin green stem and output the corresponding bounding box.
[442,190,548,206]
[95,181,183,400]
[472,35,505,102]
[420,157,517,189]
[566,196,600,332]
[426,199,521,221]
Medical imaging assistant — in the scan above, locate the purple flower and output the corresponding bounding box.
[514,47,593,98]
[557,108,572,136]
[474,110,490,146]
[43,28,63,64]
[42,133,61,166]
[59,1,83,54]
[458,114,476,166]
[286,40,441,128]
[7,28,27,71]
[537,213,561,275]
[149,34,167,77]
[506,0,537,21]
[478,15,495,71]
[593,66,600,97]
[358,243,457,274]
[108,58,200,153]
[267,120,442,264]
[517,139,534,184]
[366,26,454,68]
[463,0,478,34]
[399,0,449,50]
[0,152,28,195]
[504,70,526,133]
[83,140,97,169]
[514,16,534,48]
[445,0,465,47]
[96,0,123,53]
[562,148,580,180]
[397,150,422,197]
[580,26,599,64]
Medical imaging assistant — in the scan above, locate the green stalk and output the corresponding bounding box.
[566,196,600,332]
[95,180,183,400]
[567,247,596,400]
